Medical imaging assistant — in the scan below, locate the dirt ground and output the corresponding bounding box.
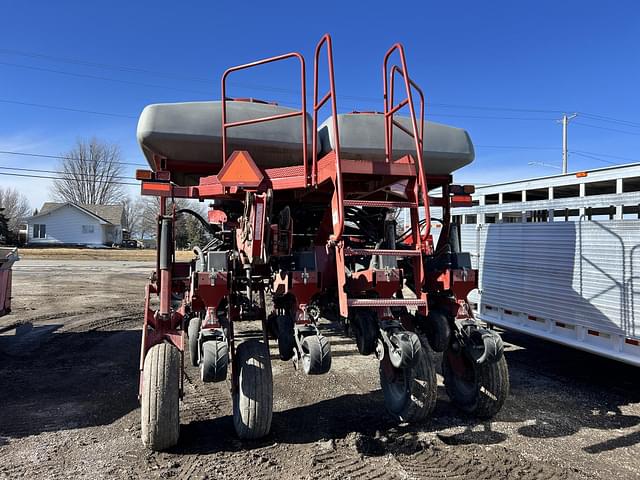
[0,259,638,479]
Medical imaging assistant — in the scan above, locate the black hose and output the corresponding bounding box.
[176,208,216,234]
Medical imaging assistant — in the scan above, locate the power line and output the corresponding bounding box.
[579,112,640,129]
[0,171,138,186]
[1,96,559,123]
[0,144,561,172]
[0,47,213,84]
[5,46,640,130]
[571,151,617,165]
[426,113,555,121]
[0,165,136,180]
[0,61,212,96]
[429,103,562,114]
[0,47,583,116]
[2,58,638,136]
[572,150,639,163]
[573,121,640,136]
[1,153,633,188]
[0,52,625,124]
[0,99,138,119]
[0,150,147,167]
[475,144,558,150]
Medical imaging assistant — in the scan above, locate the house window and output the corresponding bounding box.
[33,224,46,238]
[82,225,95,234]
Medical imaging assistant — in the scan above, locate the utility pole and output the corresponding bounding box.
[560,113,578,174]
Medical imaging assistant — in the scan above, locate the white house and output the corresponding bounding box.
[26,202,125,246]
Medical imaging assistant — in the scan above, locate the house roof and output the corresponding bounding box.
[32,202,124,225]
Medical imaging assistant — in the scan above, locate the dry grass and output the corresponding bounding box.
[18,247,193,261]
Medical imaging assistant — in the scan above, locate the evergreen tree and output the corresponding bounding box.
[0,208,11,246]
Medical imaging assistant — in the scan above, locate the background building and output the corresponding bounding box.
[26,202,124,246]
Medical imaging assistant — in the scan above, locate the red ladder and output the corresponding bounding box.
[312,35,431,319]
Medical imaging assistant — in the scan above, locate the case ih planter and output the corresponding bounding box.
[135,34,509,451]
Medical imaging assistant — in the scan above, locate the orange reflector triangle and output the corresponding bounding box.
[218,150,264,187]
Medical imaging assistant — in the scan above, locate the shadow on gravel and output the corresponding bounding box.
[434,423,508,446]
[177,329,640,457]
[174,390,395,455]
[0,325,140,438]
[428,330,640,452]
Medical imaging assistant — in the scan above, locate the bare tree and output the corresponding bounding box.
[134,197,208,248]
[121,196,139,234]
[135,197,160,240]
[0,187,31,232]
[52,138,125,205]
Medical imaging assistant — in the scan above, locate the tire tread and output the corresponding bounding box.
[200,340,228,382]
[233,340,273,439]
[302,335,332,375]
[380,340,437,423]
[141,342,180,451]
[443,352,509,419]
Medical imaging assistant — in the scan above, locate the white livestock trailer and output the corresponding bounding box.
[452,163,640,366]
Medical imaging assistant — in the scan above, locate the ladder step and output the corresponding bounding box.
[347,298,427,307]
[345,248,421,257]
[343,199,417,209]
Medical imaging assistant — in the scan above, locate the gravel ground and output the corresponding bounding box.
[16,248,192,261]
[0,260,638,479]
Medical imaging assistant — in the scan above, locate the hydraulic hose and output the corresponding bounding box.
[176,208,216,234]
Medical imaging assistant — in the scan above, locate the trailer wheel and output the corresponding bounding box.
[233,340,273,440]
[187,317,200,367]
[443,348,509,419]
[200,340,228,382]
[379,343,436,423]
[141,342,180,451]
[388,331,421,369]
[352,310,378,355]
[301,335,332,375]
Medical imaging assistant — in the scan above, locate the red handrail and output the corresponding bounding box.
[312,33,344,241]
[221,52,308,185]
[389,65,424,150]
[382,44,431,248]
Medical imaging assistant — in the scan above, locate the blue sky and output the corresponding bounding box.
[1,0,639,209]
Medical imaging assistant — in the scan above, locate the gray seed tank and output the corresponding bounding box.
[137,101,474,185]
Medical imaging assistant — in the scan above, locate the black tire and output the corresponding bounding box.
[388,331,421,369]
[301,335,332,375]
[443,349,509,419]
[379,343,437,423]
[275,315,296,361]
[187,317,200,367]
[423,310,451,353]
[233,340,273,440]
[352,310,378,355]
[200,340,228,382]
[141,343,180,451]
